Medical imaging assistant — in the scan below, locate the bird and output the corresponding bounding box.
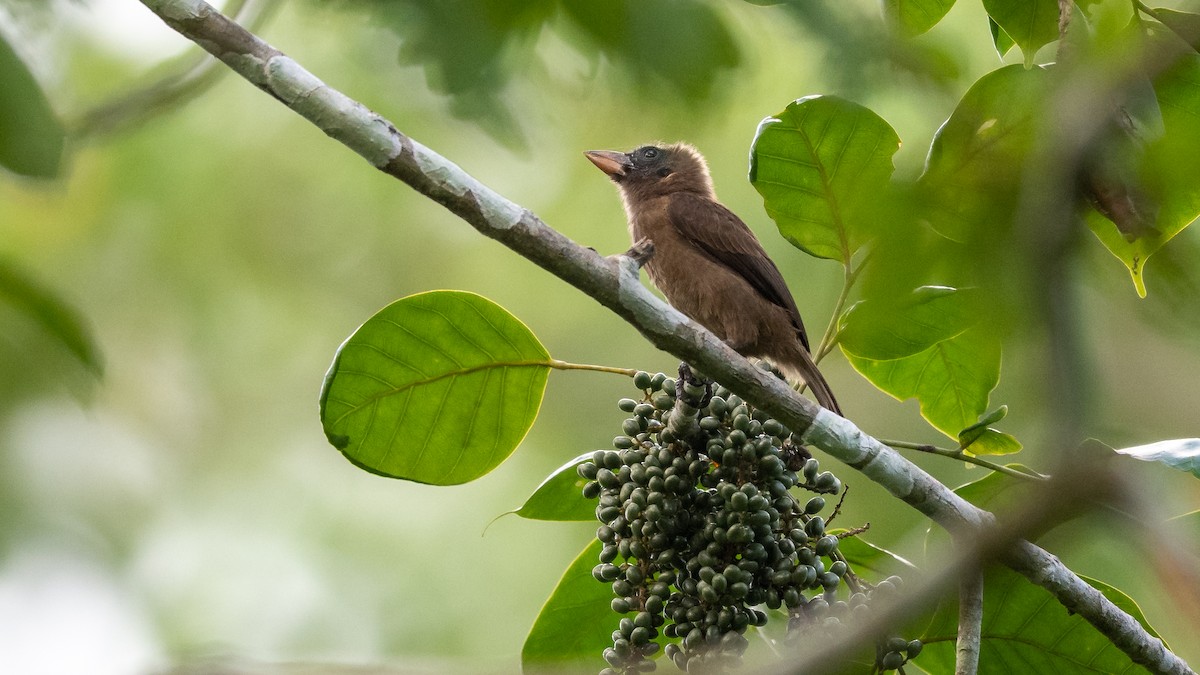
[585,142,841,415]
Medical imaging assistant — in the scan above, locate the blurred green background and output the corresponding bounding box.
[2,0,1199,672]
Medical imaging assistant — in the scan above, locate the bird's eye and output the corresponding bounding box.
[642,148,659,159]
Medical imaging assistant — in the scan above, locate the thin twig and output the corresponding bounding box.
[72,0,280,139]
[881,439,1050,481]
[795,251,868,397]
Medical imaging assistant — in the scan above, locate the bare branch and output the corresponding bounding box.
[72,0,280,139]
[956,568,983,675]
[134,1,1193,672]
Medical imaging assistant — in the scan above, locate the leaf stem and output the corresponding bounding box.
[794,251,871,395]
[548,359,638,377]
[880,438,1050,481]
[812,257,861,366]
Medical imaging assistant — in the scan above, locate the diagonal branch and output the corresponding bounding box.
[135,1,1192,673]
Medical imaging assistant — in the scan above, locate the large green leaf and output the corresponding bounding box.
[946,464,1037,515]
[914,566,1161,674]
[512,452,595,521]
[981,0,1060,65]
[925,466,1038,555]
[522,538,611,674]
[989,17,1016,57]
[1086,51,1200,297]
[750,95,901,263]
[921,64,1050,242]
[916,470,1165,673]
[881,0,957,37]
[836,534,920,582]
[0,258,102,374]
[1153,8,1200,52]
[838,286,980,361]
[844,327,1001,445]
[320,290,551,485]
[562,0,740,101]
[0,33,64,178]
[1111,438,1200,479]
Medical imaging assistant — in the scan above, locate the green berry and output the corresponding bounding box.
[886,637,909,653]
[815,535,838,556]
[803,458,820,480]
[880,651,905,670]
[805,517,825,537]
[707,396,728,417]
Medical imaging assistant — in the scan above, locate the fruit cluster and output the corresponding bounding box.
[578,368,917,674]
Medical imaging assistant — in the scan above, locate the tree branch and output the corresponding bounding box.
[956,568,983,675]
[72,0,279,139]
[134,1,1192,672]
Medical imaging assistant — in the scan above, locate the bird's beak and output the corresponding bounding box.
[585,150,632,178]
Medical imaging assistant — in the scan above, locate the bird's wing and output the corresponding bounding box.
[667,192,811,351]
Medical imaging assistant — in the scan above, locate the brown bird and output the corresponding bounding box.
[585,143,840,415]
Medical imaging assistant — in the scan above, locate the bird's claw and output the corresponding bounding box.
[625,238,655,267]
[676,362,713,409]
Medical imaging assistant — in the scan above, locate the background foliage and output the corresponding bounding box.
[1,0,1199,672]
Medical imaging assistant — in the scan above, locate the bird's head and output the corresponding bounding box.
[584,143,714,201]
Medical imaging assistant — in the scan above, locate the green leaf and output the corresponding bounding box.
[958,403,1021,455]
[959,405,1008,440]
[562,0,741,101]
[919,471,1164,673]
[946,462,1036,512]
[963,427,1022,456]
[925,466,1040,555]
[1168,508,1200,528]
[0,33,64,178]
[522,538,611,674]
[958,406,1021,456]
[913,567,1163,674]
[1151,8,1200,53]
[881,0,957,36]
[513,453,595,521]
[921,64,1050,242]
[0,258,102,375]
[319,290,551,485]
[836,534,919,582]
[750,95,901,264]
[1111,438,1200,478]
[981,0,1060,65]
[1086,52,1200,297]
[838,286,980,361]
[989,17,1016,57]
[844,327,1001,442]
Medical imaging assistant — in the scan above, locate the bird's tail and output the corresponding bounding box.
[776,342,841,416]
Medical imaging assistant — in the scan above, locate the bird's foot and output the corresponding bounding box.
[676,362,713,409]
[624,238,656,268]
